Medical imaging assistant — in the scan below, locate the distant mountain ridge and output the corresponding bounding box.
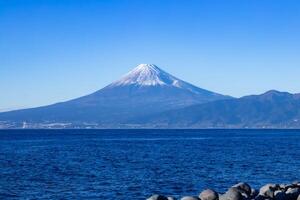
[144,90,300,128]
[0,64,230,128]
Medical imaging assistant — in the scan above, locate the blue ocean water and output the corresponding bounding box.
[1,129,300,199]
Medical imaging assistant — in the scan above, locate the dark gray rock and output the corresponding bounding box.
[181,197,200,200]
[254,195,266,200]
[199,189,219,200]
[233,182,252,197]
[286,188,300,200]
[251,188,259,198]
[220,188,243,200]
[279,184,287,191]
[292,181,299,186]
[274,190,286,200]
[259,184,278,198]
[147,194,169,200]
[285,184,294,190]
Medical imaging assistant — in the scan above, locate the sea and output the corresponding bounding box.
[1,129,300,199]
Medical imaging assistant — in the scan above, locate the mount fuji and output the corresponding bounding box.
[0,64,230,128]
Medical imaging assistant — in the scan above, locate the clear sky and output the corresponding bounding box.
[1,0,300,111]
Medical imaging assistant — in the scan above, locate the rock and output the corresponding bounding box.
[286,188,300,200]
[233,182,252,197]
[181,197,200,200]
[292,181,299,186]
[251,188,259,198]
[286,184,296,190]
[199,189,219,200]
[147,194,169,200]
[274,190,286,200]
[287,188,300,194]
[146,182,300,200]
[279,184,287,190]
[220,188,243,200]
[254,195,265,200]
[218,194,225,200]
[259,184,278,198]
[279,184,286,188]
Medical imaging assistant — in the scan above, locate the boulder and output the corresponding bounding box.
[167,197,177,200]
[233,182,252,197]
[199,189,219,200]
[181,197,200,200]
[292,181,299,186]
[147,194,169,200]
[220,188,243,200]
[254,195,266,200]
[286,188,300,200]
[274,190,286,200]
[286,184,296,191]
[250,188,259,198]
[259,184,278,198]
[279,184,287,191]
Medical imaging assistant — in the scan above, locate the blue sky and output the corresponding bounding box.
[1,0,300,111]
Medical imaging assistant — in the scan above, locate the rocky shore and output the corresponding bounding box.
[147,182,300,200]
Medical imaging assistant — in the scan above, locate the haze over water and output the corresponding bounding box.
[1,129,300,199]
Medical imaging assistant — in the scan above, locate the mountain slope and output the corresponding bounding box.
[0,64,230,127]
[145,90,300,128]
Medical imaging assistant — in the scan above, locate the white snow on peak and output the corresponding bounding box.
[105,63,210,96]
[104,64,217,95]
[109,64,186,87]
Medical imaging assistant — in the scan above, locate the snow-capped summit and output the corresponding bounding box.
[109,64,168,86]
[108,64,209,94]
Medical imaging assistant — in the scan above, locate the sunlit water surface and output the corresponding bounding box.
[1,129,300,199]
